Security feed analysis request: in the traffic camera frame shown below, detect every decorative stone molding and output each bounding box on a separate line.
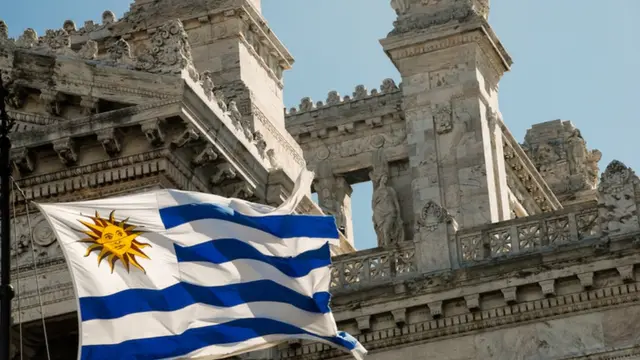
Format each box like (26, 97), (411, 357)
(52, 138), (78, 166)
(141, 119), (165, 146)
(192, 147), (218, 167)
(539, 279), (555, 297)
(356, 315), (371, 332)
(501, 287), (517, 304)
(96, 129), (121, 157)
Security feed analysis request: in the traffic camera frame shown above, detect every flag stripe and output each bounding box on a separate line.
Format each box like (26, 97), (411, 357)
(178, 260), (331, 297)
(174, 239), (331, 278)
(166, 218), (333, 257)
(79, 279), (332, 321)
(159, 203), (340, 239)
(80, 317), (355, 360)
(81, 301), (339, 346)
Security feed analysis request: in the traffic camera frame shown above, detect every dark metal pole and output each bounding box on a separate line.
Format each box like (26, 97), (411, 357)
(0, 76), (15, 360)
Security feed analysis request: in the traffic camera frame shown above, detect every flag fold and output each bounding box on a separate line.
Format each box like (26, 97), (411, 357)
(37, 176), (366, 360)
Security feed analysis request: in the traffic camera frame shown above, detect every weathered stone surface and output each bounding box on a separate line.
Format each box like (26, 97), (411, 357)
(3, 0), (640, 359)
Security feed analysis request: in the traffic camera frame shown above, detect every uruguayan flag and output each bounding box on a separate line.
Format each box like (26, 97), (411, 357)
(36, 174), (366, 360)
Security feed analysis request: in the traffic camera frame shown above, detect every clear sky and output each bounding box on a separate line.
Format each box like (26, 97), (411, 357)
(2, 1), (639, 250)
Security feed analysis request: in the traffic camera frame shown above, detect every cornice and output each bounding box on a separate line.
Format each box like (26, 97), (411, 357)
(381, 19), (511, 72)
(283, 280), (640, 360)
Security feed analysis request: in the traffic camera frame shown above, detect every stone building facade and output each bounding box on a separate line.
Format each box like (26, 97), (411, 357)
(1, 0), (639, 359)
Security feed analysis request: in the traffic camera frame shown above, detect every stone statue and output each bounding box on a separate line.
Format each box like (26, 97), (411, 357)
(597, 160), (639, 235)
(390, 0), (410, 15)
(370, 169), (405, 246)
(566, 128), (587, 175)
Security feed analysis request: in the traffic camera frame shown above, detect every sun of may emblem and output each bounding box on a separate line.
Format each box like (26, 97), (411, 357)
(78, 210), (152, 274)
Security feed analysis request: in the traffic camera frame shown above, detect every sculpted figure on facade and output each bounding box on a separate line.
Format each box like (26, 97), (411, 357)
(597, 160), (639, 235)
(41, 29), (74, 56)
(370, 150), (405, 246)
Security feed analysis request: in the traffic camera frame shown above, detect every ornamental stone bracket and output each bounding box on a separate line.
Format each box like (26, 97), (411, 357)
(11, 147), (35, 174)
(141, 119), (166, 147)
(96, 128), (121, 157)
(52, 137), (78, 166)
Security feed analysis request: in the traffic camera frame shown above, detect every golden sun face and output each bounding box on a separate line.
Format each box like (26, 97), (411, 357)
(78, 210), (152, 274)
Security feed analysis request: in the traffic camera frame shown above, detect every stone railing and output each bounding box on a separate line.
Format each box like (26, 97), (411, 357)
(457, 203), (600, 263)
(330, 243), (417, 291)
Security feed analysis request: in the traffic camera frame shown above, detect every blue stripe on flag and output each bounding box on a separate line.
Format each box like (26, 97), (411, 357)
(80, 318), (357, 360)
(174, 239), (331, 278)
(79, 280), (331, 321)
(159, 203), (340, 239)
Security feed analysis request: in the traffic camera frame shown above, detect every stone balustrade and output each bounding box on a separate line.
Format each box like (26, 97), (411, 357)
(457, 203), (600, 263)
(330, 243), (417, 292)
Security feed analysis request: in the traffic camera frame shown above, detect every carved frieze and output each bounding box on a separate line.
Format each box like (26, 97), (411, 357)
(307, 129), (406, 163)
(597, 160), (639, 235)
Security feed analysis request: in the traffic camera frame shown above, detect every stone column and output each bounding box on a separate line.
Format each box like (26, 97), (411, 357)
(381, 0), (512, 271)
(315, 162), (354, 245)
(314, 174), (354, 247)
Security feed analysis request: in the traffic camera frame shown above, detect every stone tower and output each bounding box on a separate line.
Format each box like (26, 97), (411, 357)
(380, 0), (560, 271)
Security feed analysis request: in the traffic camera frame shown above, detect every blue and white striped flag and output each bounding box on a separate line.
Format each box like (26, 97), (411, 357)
(36, 174), (366, 360)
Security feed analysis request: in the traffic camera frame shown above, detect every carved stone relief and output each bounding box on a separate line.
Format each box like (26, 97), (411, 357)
(597, 160), (639, 235)
(306, 129), (406, 163)
(15, 28), (37, 48)
(523, 121), (601, 201)
(371, 150), (405, 246)
(135, 19), (198, 81)
(11, 213), (60, 265)
(432, 102), (453, 134)
(415, 200), (449, 232)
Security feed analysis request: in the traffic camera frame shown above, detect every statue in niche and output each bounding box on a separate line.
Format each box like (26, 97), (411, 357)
(566, 128), (587, 175)
(370, 152), (405, 246)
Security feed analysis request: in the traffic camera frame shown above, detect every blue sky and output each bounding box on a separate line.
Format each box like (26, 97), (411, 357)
(2, 1), (639, 250)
